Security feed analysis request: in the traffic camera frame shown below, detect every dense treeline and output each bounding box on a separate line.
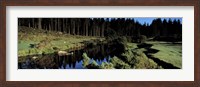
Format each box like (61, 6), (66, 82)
(18, 18), (182, 38)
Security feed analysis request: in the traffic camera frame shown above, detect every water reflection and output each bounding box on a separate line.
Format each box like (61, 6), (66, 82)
(18, 43), (118, 69)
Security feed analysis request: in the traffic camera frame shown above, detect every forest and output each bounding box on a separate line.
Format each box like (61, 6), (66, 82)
(18, 18), (182, 69)
(18, 18), (182, 38)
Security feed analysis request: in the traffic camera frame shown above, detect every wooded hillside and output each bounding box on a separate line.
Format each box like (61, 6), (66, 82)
(18, 18), (182, 38)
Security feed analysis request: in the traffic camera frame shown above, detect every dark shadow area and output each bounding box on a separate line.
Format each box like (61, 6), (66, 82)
(138, 43), (180, 69)
(144, 48), (159, 54)
(137, 43), (153, 48)
(146, 54), (180, 69)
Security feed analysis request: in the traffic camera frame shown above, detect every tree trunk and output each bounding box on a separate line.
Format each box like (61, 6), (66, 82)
(73, 20), (75, 35)
(101, 24), (104, 37)
(32, 18), (34, 28)
(50, 18), (53, 31)
(58, 18), (60, 32)
(62, 18), (65, 33)
(38, 18), (42, 29)
(86, 23), (88, 36)
(77, 21), (79, 35)
(55, 18), (57, 31)
(28, 19), (31, 28)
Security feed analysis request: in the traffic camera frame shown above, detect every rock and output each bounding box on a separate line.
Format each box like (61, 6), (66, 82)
(32, 56), (38, 60)
(57, 51), (74, 56)
(58, 32), (63, 35)
(68, 52), (73, 55)
(58, 51), (67, 56)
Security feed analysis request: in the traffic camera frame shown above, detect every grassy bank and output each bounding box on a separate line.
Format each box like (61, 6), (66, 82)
(82, 41), (181, 69)
(147, 41), (182, 68)
(18, 26), (104, 57)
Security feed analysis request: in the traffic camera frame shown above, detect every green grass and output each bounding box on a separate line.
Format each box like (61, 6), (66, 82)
(127, 43), (138, 49)
(18, 26), (104, 57)
(147, 41), (182, 68)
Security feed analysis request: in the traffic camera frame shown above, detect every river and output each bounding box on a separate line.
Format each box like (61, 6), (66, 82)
(18, 43), (119, 69)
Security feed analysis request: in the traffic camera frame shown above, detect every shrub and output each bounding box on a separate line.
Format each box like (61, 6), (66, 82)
(113, 36), (129, 52)
(131, 49), (158, 69)
(121, 49), (136, 66)
(126, 36), (132, 42)
(105, 28), (117, 41)
(120, 36), (128, 43)
(139, 35), (147, 43)
(91, 60), (98, 66)
(110, 56), (131, 69)
(86, 41), (97, 48)
(120, 48), (159, 69)
(82, 53), (90, 68)
(86, 60), (100, 69)
(100, 62), (114, 69)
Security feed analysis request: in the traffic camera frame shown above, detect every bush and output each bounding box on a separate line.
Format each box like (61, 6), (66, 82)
(131, 49), (158, 69)
(113, 36), (128, 52)
(121, 49), (136, 66)
(139, 35), (147, 43)
(120, 48), (159, 69)
(119, 36), (128, 43)
(126, 36), (132, 42)
(100, 62), (114, 69)
(91, 60), (98, 66)
(110, 56), (131, 69)
(86, 60), (100, 69)
(105, 28), (117, 41)
(82, 53), (90, 68)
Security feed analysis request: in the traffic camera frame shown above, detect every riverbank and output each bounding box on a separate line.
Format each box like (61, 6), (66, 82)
(18, 26), (182, 69)
(18, 26), (105, 57)
(82, 41), (181, 69)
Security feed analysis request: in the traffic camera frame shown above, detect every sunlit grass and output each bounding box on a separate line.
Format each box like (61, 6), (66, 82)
(18, 26), (103, 56)
(148, 42), (182, 68)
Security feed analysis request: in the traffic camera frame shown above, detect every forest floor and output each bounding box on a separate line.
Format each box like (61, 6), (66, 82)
(18, 26), (104, 57)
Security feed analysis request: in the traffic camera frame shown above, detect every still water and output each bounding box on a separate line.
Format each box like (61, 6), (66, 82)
(18, 43), (119, 69)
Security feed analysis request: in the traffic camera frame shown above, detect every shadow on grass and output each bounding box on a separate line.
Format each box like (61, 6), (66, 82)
(137, 43), (180, 69)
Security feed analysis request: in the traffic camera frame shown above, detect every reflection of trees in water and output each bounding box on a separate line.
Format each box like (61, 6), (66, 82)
(54, 43), (117, 69)
(18, 43), (118, 69)
(53, 49), (84, 69)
